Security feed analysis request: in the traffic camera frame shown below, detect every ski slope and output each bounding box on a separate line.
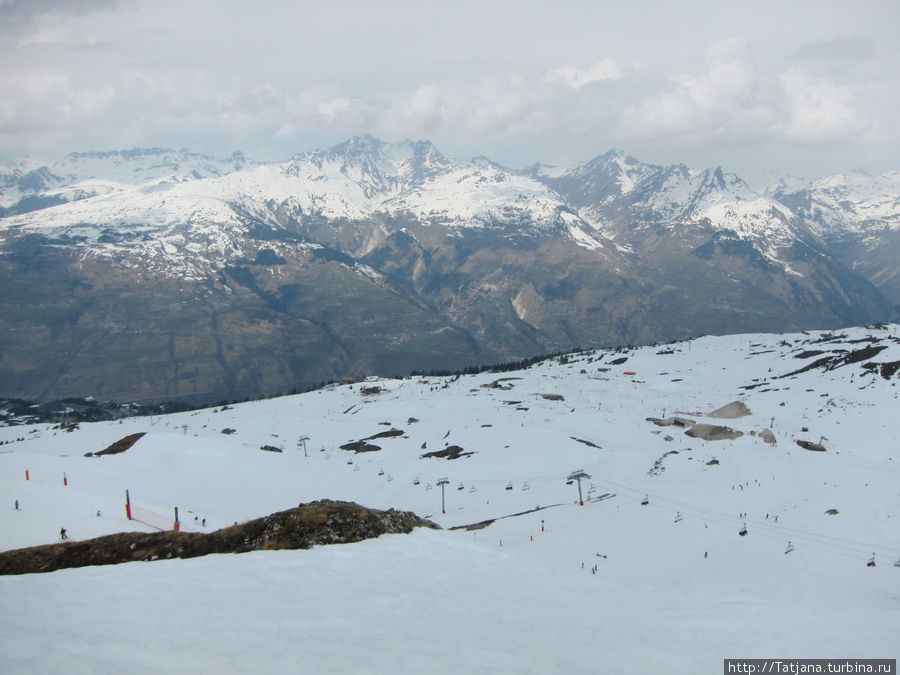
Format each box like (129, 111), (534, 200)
(1, 327), (898, 673)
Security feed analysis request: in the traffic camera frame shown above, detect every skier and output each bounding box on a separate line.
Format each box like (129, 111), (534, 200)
(60, 527), (67, 540)
(14, 499), (19, 510)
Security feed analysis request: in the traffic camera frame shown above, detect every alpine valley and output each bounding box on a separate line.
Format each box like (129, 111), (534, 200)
(0, 136), (897, 403)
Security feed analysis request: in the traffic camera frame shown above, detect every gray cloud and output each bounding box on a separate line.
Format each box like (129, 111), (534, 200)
(0, 0), (898, 178)
(0, 0), (122, 30)
(791, 38), (876, 64)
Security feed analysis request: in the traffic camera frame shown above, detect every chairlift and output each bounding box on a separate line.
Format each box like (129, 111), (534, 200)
(784, 541), (794, 554)
(346, 460), (353, 465)
(674, 512), (683, 523)
(469, 485), (477, 493)
(506, 482), (513, 491)
(587, 484), (597, 494)
(378, 469), (385, 476)
(867, 554), (876, 568)
(566, 479), (574, 485)
(413, 478), (420, 486)
(522, 482), (530, 491)
(738, 522), (748, 536)
(353, 465), (360, 472)
(425, 483), (432, 491)
(457, 483), (464, 491)
(640, 495), (649, 506)
(386, 475), (393, 482)
(893, 557), (900, 568)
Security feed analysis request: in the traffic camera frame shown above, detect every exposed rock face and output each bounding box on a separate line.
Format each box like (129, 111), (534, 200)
(0, 138), (893, 403)
(708, 401), (752, 419)
(84, 432), (146, 457)
(685, 424), (743, 441)
(420, 445), (473, 460)
(0, 500), (438, 576)
(795, 439), (826, 452)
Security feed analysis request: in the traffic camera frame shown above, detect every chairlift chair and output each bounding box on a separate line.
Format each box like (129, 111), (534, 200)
(457, 483), (464, 491)
(522, 482), (530, 491)
(893, 557), (900, 567)
(566, 480), (574, 485)
(506, 482), (513, 491)
(674, 512), (683, 523)
(784, 541), (794, 554)
(640, 495), (649, 506)
(867, 554), (876, 568)
(469, 485), (477, 493)
(739, 522), (748, 536)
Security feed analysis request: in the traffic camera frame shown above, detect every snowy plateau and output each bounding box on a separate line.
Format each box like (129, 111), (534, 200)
(1, 326), (898, 673)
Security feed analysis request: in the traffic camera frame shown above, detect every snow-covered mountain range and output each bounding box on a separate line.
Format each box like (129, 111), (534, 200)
(1, 326), (898, 672)
(0, 137), (896, 403)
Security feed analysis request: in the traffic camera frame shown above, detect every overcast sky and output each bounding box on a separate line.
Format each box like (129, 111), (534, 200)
(1, 0), (898, 181)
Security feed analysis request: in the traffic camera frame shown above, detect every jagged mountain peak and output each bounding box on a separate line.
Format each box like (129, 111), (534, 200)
(0, 136), (894, 403)
(286, 135), (453, 195)
(326, 133), (385, 160)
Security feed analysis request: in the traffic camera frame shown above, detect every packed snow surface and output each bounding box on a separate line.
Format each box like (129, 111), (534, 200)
(1, 327), (898, 673)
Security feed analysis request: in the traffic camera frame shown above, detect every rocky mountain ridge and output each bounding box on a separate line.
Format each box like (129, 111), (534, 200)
(0, 136), (895, 403)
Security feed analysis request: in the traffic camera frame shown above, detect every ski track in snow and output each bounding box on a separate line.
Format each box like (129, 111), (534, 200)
(1, 326), (899, 673)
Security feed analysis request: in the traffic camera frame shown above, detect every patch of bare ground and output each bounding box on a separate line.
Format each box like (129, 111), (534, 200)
(420, 445), (473, 460)
(84, 432), (146, 457)
(0, 500), (438, 575)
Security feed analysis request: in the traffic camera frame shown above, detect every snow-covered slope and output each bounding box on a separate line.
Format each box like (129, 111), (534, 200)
(0, 138), (895, 404)
(0, 148), (250, 209)
(0, 137), (605, 279)
(547, 153), (805, 267)
(1, 326), (898, 673)
(772, 171), (900, 304)
(774, 170), (900, 237)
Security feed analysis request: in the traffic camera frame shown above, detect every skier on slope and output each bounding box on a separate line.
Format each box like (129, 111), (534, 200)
(60, 527), (67, 540)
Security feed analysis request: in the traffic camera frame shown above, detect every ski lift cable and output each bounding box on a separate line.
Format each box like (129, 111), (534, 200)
(611, 481), (900, 558)
(588, 475), (900, 556)
(649, 501), (897, 559)
(323, 452), (900, 558)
